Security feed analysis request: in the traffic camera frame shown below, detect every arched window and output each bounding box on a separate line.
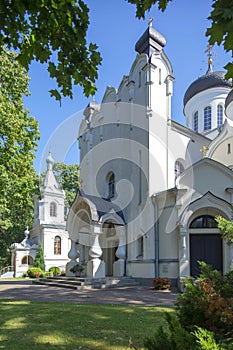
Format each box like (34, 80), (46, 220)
(137, 235), (143, 258)
(54, 236), (61, 255)
(174, 160), (184, 180)
(193, 111), (198, 132)
(106, 172), (115, 199)
(204, 106), (212, 131)
(190, 215), (218, 229)
(21, 256), (34, 265)
(217, 104), (223, 127)
(50, 202), (57, 217)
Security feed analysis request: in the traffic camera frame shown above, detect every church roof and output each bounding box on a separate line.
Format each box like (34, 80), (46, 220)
(183, 70), (231, 107)
(135, 25), (166, 56)
(79, 191), (125, 222)
(225, 89), (233, 109)
(43, 152), (64, 195)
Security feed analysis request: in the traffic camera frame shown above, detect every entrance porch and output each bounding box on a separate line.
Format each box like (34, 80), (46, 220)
(66, 192), (126, 278)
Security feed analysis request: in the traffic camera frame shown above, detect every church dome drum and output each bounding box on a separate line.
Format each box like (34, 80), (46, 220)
(184, 71), (232, 108)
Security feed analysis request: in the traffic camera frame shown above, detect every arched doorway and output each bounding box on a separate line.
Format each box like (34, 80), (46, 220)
(100, 221), (119, 276)
(189, 215), (222, 277)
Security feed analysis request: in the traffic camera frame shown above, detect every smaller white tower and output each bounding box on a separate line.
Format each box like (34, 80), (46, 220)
(30, 152), (70, 271)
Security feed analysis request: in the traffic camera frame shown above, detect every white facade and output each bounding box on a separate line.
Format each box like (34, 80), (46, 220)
(66, 25), (233, 285)
(11, 153), (70, 276)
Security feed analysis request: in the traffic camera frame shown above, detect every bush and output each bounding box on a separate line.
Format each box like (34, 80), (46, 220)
(49, 266), (61, 276)
(27, 267), (43, 278)
(144, 313), (195, 350)
(176, 262), (233, 340)
(41, 271), (53, 278)
(144, 263), (233, 350)
(193, 327), (223, 350)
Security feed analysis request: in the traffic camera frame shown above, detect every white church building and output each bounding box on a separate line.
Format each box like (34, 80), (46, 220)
(11, 153), (70, 277)
(66, 23), (233, 286)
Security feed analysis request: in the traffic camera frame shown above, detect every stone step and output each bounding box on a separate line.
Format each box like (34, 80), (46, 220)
(0, 271), (14, 278)
(32, 276), (139, 290)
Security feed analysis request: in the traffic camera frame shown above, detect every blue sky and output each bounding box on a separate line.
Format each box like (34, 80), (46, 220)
(23, 0), (231, 173)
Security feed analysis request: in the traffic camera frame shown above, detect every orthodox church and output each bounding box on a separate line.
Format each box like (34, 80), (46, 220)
(66, 23), (233, 287)
(11, 153), (70, 277)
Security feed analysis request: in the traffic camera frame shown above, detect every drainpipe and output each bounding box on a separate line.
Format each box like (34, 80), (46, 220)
(151, 194), (159, 278)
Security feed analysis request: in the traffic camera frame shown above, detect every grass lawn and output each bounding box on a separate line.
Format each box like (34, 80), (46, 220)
(0, 299), (174, 350)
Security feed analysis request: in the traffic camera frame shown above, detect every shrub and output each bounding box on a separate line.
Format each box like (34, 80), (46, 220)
(41, 271), (53, 278)
(192, 327), (223, 350)
(176, 262), (233, 340)
(49, 266), (61, 276)
(144, 313), (195, 350)
(27, 267), (43, 278)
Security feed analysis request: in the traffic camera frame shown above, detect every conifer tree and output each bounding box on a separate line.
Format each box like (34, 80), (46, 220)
(33, 244), (46, 272)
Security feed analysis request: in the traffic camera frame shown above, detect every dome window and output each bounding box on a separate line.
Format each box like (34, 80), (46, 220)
(217, 104), (223, 127)
(204, 106), (212, 131)
(193, 111), (198, 132)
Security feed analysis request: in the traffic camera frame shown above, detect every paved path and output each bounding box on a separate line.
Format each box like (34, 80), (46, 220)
(0, 279), (178, 307)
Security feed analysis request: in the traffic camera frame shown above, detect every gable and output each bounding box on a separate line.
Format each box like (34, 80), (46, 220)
(177, 158), (233, 201)
(208, 119), (233, 168)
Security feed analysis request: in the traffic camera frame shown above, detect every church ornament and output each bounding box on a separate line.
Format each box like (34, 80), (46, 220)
(200, 145), (208, 158)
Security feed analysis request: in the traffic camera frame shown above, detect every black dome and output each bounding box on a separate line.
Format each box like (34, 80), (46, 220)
(225, 89), (233, 110)
(183, 70), (232, 107)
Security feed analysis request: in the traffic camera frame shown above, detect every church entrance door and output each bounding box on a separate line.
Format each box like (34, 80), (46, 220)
(100, 222), (119, 277)
(190, 234), (222, 277)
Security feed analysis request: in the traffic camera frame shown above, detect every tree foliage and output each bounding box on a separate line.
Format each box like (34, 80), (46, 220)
(1, 1), (232, 103)
(0, 46), (40, 268)
(127, 0), (233, 82)
(206, 0), (233, 81)
(215, 215), (233, 243)
(127, 0), (172, 18)
(0, 0), (102, 101)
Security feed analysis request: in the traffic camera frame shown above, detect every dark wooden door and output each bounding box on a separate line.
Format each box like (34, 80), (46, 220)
(190, 234), (222, 277)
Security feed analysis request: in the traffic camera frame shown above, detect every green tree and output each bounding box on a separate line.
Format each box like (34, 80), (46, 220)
(215, 215), (233, 243)
(40, 162), (80, 207)
(0, 0), (101, 102)
(0, 46), (40, 269)
(1, 1), (232, 102)
(33, 244), (46, 271)
(127, 0), (233, 81)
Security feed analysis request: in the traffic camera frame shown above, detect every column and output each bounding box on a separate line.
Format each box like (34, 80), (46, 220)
(87, 223), (105, 278)
(66, 239), (79, 276)
(180, 228), (187, 262)
(113, 226), (126, 277)
(179, 226), (189, 288)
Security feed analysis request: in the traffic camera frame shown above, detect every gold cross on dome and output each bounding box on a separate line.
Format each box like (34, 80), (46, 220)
(200, 145), (208, 158)
(148, 17), (154, 27)
(205, 44), (213, 66)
